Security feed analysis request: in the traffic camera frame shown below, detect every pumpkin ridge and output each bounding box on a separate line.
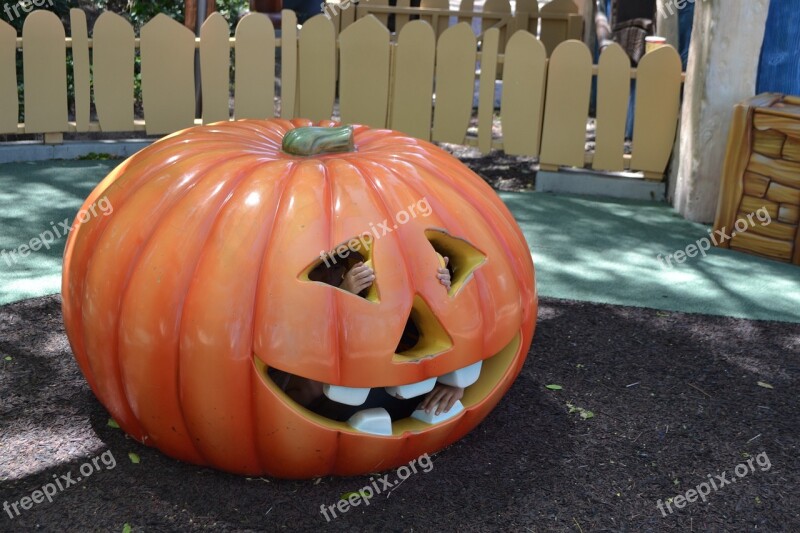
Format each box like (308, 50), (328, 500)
(78, 150), (255, 440)
(321, 160), (343, 386)
(176, 158), (287, 470)
(113, 154), (262, 461)
(243, 160), (299, 474)
(168, 157), (270, 464)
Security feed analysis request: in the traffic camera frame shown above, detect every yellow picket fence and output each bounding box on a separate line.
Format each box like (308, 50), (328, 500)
(0, 8), (683, 180)
(327, 0), (584, 56)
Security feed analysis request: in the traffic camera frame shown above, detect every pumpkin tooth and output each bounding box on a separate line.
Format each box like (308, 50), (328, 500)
(385, 377), (438, 400)
(322, 384), (371, 406)
(437, 361), (482, 388)
(411, 401), (465, 425)
(347, 408), (393, 436)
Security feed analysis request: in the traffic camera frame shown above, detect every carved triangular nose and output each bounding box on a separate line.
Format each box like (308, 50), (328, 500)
(393, 295), (453, 361)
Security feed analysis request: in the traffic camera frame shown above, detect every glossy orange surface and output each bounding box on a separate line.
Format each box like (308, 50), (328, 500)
(62, 118), (537, 477)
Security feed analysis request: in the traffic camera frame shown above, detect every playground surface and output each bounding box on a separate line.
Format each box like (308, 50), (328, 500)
(1, 159), (798, 322)
(1, 156), (798, 531)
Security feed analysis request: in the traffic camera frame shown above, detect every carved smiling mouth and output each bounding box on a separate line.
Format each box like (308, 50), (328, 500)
(253, 332), (521, 436)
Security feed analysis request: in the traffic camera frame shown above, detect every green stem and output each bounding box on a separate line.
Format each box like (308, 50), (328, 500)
(282, 125), (355, 156)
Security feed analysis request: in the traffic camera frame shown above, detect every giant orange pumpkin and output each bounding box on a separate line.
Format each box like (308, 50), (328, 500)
(62, 118), (537, 478)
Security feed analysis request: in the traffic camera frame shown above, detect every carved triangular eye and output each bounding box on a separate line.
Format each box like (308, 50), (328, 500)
(425, 229), (487, 297)
(299, 235), (379, 302)
(393, 295), (453, 361)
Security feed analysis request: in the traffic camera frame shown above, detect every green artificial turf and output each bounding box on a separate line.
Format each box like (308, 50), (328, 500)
(1, 160), (798, 322)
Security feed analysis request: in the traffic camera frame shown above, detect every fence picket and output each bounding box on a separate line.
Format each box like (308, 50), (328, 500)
(421, 0), (450, 38)
(22, 10), (67, 133)
(0, 20), (17, 133)
(478, 28), (499, 153)
(357, 0), (389, 27)
(432, 23), (476, 144)
(481, 0), (510, 45)
(93, 12), (135, 132)
(395, 0), (412, 33)
(201, 13), (232, 124)
(514, 0), (538, 33)
(280, 10), (298, 119)
(539, 40), (592, 169)
(500, 31), (546, 157)
(339, 16), (390, 128)
(593, 43), (630, 172)
(0, 9), (683, 182)
(630, 46), (682, 177)
(540, 0), (579, 56)
(297, 15), (336, 122)
(234, 13), (275, 120)
(390, 20), (435, 139)
(69, 9), (90, 132)
(140, 14), (196, 134)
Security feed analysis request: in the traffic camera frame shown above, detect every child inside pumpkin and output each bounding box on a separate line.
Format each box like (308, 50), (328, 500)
(268, 249), (464, 419)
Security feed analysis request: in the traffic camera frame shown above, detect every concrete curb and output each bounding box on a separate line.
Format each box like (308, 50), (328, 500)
(0, 140), (154, 165)
(536, 170), (667, 202)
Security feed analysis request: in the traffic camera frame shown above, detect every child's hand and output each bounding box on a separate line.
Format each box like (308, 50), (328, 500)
(419, 383), (464, 415)
(340, 262), (375, 294)
(437, 256), (451, 290)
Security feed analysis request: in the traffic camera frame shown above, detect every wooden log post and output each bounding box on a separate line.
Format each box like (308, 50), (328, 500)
(669, 0), (770, 223)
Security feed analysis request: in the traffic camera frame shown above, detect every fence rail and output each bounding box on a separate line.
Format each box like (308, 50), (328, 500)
(0, 7), (684, 180)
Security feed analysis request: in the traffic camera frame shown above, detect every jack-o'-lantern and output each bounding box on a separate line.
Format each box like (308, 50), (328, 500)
(62, 119), (537, 478)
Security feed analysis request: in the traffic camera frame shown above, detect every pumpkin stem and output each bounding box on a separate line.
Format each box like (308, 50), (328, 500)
(282, 125), (355, 156)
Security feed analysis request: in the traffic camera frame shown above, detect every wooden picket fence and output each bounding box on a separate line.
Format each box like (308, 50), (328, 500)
(0, 7), (684, 180)
(327, 0), (584, 56)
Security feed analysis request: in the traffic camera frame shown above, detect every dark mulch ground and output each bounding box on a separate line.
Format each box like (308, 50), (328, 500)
(1, 295), (798, 532)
